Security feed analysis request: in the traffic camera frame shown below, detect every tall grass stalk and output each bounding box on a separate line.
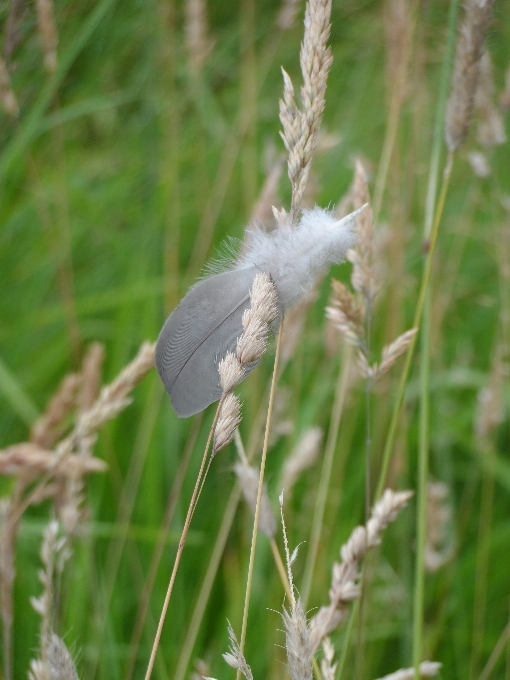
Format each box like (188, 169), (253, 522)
(375, 152), (454, 502)
(236, 316), (284, 680)
(375, 0), (460, 503)
(144, 401), (222, 680)
(124, 415), (202, 680)
(413, 287), (431, 678)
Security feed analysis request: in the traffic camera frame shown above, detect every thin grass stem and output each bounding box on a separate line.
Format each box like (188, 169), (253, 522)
(236, 316), (284, 680)
(375, 151), (453, 501)
(479, 618), (510, 680)
(413, 286), (431, 679)
(174, 485), (242, 680)
(375, 0), (461, 500)
(143, 400), (222, 680)
(123, 416), (202, 680)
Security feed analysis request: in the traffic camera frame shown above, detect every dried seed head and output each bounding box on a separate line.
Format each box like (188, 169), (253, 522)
(80, 342), (105, 411)
(277, 0), (302, 31)
(279, 0), (333, 218)
(475, 52), (507, 147)
(235, 273), (279, 364)
(78, 342), (155, 438)
(309, 489), (413, 651)
(468, 150), (491, 177)
(47, 634), (80, 680)
(326, 279), (366, 347)
(31, 373), (82, 449)
(357, 328), (417, 382)
(234, 461), (277, 538)
(36, 0), (58, 72)
(283, 598), (313, 680)
(377, 328), (418, 377)
(281, 426), (322, 491)
(248, 272), (279, 325)
(348, 159), (377, 306)
(445, 0), (495, 152)
(237, 316), (268, 364)
(213, 393), (242, 455)
(222, 621), (253, 680)
(218, 352), (245, 393)
(476, 347), (505, 440)
(185, 0), (215, 75)
(320, 638), (338, 680)
(374, 661), (442, 680)
(424, 481), (454, 572)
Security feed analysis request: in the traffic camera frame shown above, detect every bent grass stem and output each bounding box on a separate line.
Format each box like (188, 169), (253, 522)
(144, 400), (222, 680)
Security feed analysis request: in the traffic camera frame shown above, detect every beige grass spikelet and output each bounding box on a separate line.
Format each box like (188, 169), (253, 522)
(283, 598), (313, 680)
(356, 329), (418, 381)
(374, 661), (442, 680)
(222, 621), (253, 680)
(376, 328), (418, 378)
(47, 634), (80, 680)
(309, 489), (413, 651)
(80, 342), (105, 411)
(468, 150), (491, 177)
(445, 0), (495, 152)
(424, 481), (454, 572)
(236, 273), (278, 364)
(219, 352), (245, 393)
(234, 461), (276, 538)
(30, 373), (82, 449)
(281, 426), (322, 491)
(475, 52), (506, 147)
(326, 279), (365, 347)
(213, 393), (242, 455)
(476, 346), (505, 440)
(0, 444), (106, 477)
(247, 271), (279, 325)
(77, 342), (155, 436)
(185, 0), (215, 76)
(277, 0), (302, 31)
(279, 0), (333, 218)
(320, 638), (337, 680)
(36, 0), (58, 72)
(348, 159), (377, 307)
(237, 313), (269, 364)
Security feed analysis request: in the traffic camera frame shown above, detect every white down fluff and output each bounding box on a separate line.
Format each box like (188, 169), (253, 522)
(235, 205), (365, 309)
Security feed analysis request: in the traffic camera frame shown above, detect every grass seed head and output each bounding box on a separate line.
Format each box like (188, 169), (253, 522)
(213, 393), (242, 455)
(445, 0), (495, 152)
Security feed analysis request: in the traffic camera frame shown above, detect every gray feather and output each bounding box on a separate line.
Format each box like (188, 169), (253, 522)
(156, 266), (260, 418)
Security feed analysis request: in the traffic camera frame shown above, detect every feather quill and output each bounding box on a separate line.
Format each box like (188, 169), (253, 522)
(156, 206), (362, 417)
